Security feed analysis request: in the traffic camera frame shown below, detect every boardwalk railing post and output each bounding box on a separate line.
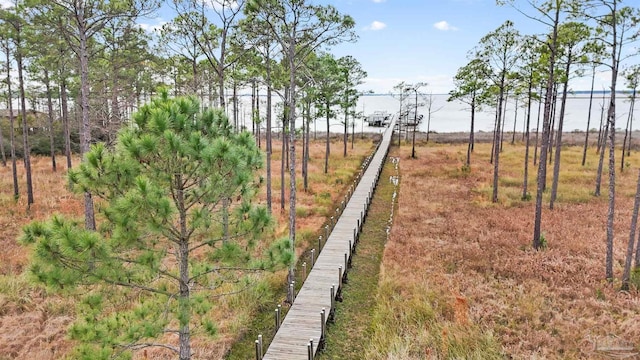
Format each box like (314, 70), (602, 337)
(320, 309), (326, 351)
(311, 249), (315, 265)
(309, 339), (314, 360)
(307, 343), (312, 360)
(288, 282), (294, 303)
(349, 240), (354, 261)
(275, 305), (281, 330)
(255, 340), (261, 360)
(325, 225), (329, 240)
(346, 251), (351, 271)
(318, 236), (322, 251)
(329, 285), (336, 322)
(258, 334), (263, 358)
(302, 262), (307, 280)
(337, 267), (344, 301)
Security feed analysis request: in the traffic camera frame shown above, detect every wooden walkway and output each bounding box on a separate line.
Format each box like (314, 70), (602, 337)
(261, 119), (397, 360)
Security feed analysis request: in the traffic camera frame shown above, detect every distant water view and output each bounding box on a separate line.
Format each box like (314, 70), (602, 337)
(240, 93), (638, 135)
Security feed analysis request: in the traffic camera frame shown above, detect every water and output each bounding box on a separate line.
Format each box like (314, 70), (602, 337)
(236, 93), (637, 134)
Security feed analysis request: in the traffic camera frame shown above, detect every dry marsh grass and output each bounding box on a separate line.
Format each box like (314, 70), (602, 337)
(371, 141), (640, 359)
(0, 136), (374, 359)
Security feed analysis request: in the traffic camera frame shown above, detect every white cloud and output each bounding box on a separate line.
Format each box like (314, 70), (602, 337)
(364, 21), (387, 31)
(0, 0), (13, 9)
(433, 21), (458, 31)
(138, 18), (167, 33)
(372, 0), (386, 3)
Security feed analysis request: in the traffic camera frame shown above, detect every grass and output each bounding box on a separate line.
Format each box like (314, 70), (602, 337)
(0, 135), (376, 359)
(364, 140), (640, 359)
(462, 142), (640, 206)
(316, 153), (397, 359)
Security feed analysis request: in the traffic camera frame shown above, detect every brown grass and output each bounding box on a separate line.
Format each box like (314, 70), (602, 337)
(0, 135), (374, 359)
(373, 141), (640, 359)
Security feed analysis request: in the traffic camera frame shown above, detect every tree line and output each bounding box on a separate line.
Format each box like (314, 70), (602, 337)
(448, 0), (640, 288)
(10, 0), (364, 358)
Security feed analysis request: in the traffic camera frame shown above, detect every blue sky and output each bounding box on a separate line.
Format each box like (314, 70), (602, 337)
(143, 0), (620, 95)
(324, 0), (609, 94)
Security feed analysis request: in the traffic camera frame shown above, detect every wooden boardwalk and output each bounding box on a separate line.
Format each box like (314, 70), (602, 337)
(261, 119), (397, 360)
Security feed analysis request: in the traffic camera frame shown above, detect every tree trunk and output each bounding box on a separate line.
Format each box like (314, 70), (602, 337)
(523, 79), (533, 200)
(492, 83), (505, 203)
(595, 122), (608, 197)
(6, 43), (18, 199)
(490, 102), (498, 165)
(325, 101), (330, 174)
(582, 66), (597, 166)
(533, 85), (543, 166)
(550, 55), (571, 210)
(622, 88), (636, 170)
(222, 197), (229, 243)
(301, 100), (307, 189)
(61, 79), (72, 170)
(176, 174), (191, 360)
(511, 96), (518, 144)
(287, 39), (298, 291)
(596, 95), (606, 154)
(44, 69), (57, 172)
(257, 88), (261, 148)
(606, 93), (617, 282)
(627, 91), (634, 157)
(218, 54), (226, 114)
(78, 12), (96, 230)
(548, 87), (558, 167)
(466, 96), (475, 167)
(533, 6), (560, 250)
(233, 82), (238, 131)
(304, 100), (310, 192)
(266, 51), (272, 214)
(622, 109), (630, 172)
(281, 115), (286, 213)
(351, 119), (355, 149)
(397, 96), (402, 146)
(622, 169), (640, 291)
(605, 1), (620, 282)
(0, 115), (5, 166)
(343, 96), (348, 158)
(16, 31), (33, 208)
(500, 93), (507, 153)
(251, 80), (256, 137)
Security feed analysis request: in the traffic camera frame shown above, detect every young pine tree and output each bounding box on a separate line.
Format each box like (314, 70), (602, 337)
(20, 93), (291, 360)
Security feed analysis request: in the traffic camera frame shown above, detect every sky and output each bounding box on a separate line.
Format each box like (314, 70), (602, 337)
(320, 0), (619, 94)
(325, 0), (540, 93)
(0, 0), (630, 95)
(129, 0), (635, 95)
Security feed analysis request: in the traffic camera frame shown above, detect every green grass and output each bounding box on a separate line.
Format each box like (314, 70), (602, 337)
(316, 157), (397, 359)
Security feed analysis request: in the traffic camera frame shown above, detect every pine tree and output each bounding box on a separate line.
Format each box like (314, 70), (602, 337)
(21, 94), (290, 360)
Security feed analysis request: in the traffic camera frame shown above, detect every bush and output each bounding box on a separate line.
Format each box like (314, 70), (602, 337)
(1, 128), (81, 159)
